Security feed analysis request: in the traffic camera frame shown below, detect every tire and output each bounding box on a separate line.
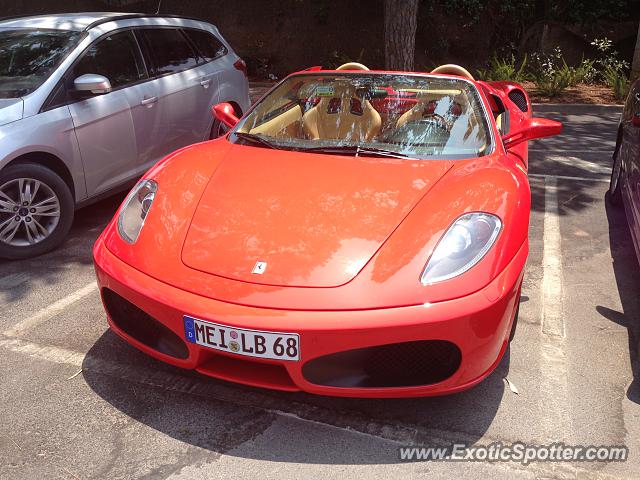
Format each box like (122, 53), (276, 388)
(0, 163), (74, 260)
(209, 118), (229, 139)
(509, 302), (519, 343)
(209, 104), (241, 139)
(608, 152), (623, 206)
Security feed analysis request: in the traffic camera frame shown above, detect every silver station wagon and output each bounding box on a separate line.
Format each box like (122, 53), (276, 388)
(0, 13), (250, 259)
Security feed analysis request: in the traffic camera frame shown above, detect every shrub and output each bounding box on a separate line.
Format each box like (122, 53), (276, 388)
(569, 58), (596, 86)
(590, 37), (629, 84)
(534, 68), (573, 98)
(603, 65), (630, 101)
(529, 48), (572, 97)
(476, 54), (529, 82)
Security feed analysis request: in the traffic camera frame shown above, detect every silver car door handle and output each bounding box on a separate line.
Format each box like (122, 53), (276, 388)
(200, 79), (212, 88)
(140, 96), (158, 106)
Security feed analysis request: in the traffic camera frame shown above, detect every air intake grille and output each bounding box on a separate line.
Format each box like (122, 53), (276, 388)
(102, 288), (189, 359)
(302, 340), (461, 388)
(508, 89), (528, 112)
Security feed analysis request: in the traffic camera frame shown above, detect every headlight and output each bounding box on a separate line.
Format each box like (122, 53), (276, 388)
(117, 180), (157, 244)
(421, 212), (502, 284)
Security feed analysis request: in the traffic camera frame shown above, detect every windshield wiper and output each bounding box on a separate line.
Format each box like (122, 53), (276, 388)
(233, 132), (278, 149)
(302, 145), (411, 159)
(233, 135), (412, 158)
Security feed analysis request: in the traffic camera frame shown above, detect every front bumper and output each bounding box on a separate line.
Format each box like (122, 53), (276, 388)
(94, 237), (526, 398)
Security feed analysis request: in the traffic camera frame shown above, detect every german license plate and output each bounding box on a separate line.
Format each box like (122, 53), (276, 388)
(183, 316), (300, 361)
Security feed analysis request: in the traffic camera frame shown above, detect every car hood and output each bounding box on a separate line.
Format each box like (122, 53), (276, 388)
(181, 145), (453, 288)
(0, 98), (24, 127)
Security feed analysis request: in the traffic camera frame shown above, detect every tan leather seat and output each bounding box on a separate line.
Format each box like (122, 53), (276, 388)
(302, 84), (382, 142)
(336, 62), (370, 71)
(431, 64), (475, 80)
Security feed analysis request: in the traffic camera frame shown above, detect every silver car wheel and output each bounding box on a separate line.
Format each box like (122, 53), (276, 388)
(0, 178), (61, 247)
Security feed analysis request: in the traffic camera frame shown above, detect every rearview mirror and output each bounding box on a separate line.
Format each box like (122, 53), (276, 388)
(502, 117), (562, 149)
(212, 102), (239, 128)
(73, 74), (112, 95)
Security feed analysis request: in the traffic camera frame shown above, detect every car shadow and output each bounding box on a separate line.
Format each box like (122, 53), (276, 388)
(597, 199), (640, 405)
(0, 192), (125, 303)
(528, 106), (619, 217)
(82, 329), (509, 464)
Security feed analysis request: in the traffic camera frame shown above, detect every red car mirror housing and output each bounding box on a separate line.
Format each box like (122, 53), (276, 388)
(502, 117), (562, 149)
(212, 103), (239, 128)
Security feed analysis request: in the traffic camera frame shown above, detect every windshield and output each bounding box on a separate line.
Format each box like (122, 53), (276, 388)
(0, 29), (81, 98)
(233, 73), (492, 159)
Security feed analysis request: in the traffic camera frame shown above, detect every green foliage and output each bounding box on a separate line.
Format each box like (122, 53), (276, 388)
(603, 65), (630, 101)
(527, 47), (570, 97)
(533, 68), (572, 98)
(590, 37), (630, 84)
(570, 58), (596, 86)
(560, 0), (633, 23)
(528, 48), (593, 96)
(589, 37), (630, 101)
(431, 0), (636, 25)
(476, 54), (529, 82)
(476, 34), (631, 100)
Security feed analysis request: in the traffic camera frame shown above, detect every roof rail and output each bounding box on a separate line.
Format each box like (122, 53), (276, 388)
(0, 12), (210, 31)
(82, 13), (208, 31)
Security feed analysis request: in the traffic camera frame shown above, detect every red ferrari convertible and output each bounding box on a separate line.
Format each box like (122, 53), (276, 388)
(94, 63), (561, 397)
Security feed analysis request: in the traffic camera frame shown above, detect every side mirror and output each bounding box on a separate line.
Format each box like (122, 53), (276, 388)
(73, 74), (112, 95)
(212, 102), (239, 128)
(502, 117), (562, 149)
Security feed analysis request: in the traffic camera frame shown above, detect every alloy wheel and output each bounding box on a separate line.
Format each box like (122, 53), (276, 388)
(0, 178), (61, 247)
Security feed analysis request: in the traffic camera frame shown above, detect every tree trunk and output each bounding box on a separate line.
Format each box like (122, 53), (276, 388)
(384, 0), (419, 71)
(632, 21), (640, 82)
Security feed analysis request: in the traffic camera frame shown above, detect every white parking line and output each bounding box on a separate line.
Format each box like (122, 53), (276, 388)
(0, 336), (84, 366)
(3, 283), (98, 337)
(0, 334), (605, 480)
(529, 149), (613, 154)
(537, 176), (572, 441)
(529, 173), (609, 183)
(535, 155), (611, 175)
(541, 177), (565, 338)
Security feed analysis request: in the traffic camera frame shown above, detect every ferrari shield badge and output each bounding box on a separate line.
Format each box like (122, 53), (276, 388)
(252, 261), (267, 274)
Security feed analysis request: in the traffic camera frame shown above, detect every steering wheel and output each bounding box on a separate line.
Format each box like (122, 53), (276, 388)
(420, 113), (449, 133)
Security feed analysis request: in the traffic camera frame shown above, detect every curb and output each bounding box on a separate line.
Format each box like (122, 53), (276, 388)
(533, 103), (624, 114)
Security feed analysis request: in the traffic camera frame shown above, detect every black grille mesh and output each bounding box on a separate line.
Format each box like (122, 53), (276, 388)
(508, 89), (528, 112)
(302, 340), (461, 388)
(103, 288), (189, 359)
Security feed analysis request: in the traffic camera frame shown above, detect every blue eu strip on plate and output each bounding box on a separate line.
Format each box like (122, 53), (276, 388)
(184, 316), (196, 343)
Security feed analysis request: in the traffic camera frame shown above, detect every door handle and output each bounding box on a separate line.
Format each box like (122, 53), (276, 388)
(140, 96), (158, 106)
(200, 79), (212, 88)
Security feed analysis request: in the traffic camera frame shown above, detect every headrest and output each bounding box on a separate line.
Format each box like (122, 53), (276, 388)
(336, 62), (370, 71)
(430, 64), (474, 80)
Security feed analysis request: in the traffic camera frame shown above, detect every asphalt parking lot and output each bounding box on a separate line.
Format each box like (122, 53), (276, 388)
(1, 99), (640, 480)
